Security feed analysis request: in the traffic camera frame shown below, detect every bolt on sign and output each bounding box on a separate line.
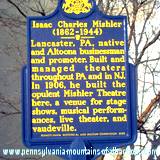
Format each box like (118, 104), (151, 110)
(22, 0), (137, 159)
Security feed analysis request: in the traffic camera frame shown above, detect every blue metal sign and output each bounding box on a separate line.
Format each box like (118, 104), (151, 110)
(22, 0), (137, 159)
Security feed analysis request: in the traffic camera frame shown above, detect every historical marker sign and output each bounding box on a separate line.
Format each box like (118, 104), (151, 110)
(22, 0), (137, 151)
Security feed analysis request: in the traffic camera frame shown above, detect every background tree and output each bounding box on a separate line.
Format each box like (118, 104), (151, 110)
(0, 0), (160, 160)
(97, 0), (160, 159)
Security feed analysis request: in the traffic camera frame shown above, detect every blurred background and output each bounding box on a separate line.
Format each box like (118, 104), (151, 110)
(0, 0), (160, 160)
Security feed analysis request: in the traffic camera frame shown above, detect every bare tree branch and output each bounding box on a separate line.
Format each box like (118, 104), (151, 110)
(138, 91), (160, 127)
(139, 56), (160, 64)
(136, 30), (160, 65)
(6, 0), (27, 18)
(0, 94), (20, 112)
